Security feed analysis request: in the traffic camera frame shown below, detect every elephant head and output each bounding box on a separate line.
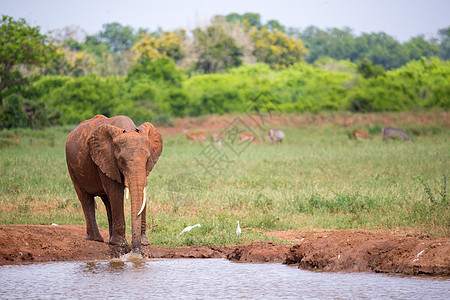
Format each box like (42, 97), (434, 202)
(88, 122), (163, 252)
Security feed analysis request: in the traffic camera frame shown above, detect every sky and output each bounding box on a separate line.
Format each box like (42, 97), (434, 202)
(1, 0), (449, 42)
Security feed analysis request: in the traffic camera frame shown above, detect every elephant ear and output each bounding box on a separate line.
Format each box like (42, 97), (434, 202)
(89, 124), (124, 183)
(138, 122), (163, 176)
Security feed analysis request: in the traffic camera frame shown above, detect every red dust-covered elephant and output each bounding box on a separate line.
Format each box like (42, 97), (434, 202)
(65, 115), (163, 253)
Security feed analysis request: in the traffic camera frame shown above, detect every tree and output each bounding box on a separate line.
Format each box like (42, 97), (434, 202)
(251, 28), (308, 70)
(132, 31), (184, 62)
(242, 13), (262, 29)
(192, 25), (243, 73)
(356, 32), (407, 69)
(403, 35), (440, 61)
(223, 12), (263, 30)
(438, 26), (450, 60)
(265, 20), (285, 32)
(298, 26), (359, 63)
(0, 15), (56, 105)
(97, 22), (136, 53)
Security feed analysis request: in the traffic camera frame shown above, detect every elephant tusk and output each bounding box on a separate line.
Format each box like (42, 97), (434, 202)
(138, 187), (147, 216)
(125, 187), (129, 200)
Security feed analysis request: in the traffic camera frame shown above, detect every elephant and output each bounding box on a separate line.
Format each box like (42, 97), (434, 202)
(65, 115), (163, 253)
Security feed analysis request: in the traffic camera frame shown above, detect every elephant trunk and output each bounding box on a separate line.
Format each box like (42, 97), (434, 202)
(129, 173), (147, 253)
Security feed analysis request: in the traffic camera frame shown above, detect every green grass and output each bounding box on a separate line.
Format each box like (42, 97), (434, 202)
(0, 113), (449, 247)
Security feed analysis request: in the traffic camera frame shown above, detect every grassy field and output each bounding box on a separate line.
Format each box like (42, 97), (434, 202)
(0, 112), (448, 247)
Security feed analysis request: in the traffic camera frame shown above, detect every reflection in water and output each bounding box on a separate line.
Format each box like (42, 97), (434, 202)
(0, 259), (449, 299)
(81, 257), (148, 274)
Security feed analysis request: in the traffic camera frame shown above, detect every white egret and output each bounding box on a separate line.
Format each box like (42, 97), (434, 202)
(180, 224), (201, 235)
(236, 221), (241, 236)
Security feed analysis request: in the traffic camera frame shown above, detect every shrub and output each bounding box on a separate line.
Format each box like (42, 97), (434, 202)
(46, 75), (122, 125)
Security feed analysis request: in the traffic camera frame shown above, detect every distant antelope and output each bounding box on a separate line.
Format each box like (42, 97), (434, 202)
(239, 132), (262, 143)
(211, 132), (224, 147)
(11, 136), (20, 143)
(353, 130), (373, 140)
(268, 129), (285, 144)
(183, 128), (208, 144)
(382, 127), (414, 141)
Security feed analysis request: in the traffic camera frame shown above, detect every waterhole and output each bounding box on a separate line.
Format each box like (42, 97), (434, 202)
(1, 258), (448, 299)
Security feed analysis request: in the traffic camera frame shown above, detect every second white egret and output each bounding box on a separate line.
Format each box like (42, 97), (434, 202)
(236, 221), (241, 236)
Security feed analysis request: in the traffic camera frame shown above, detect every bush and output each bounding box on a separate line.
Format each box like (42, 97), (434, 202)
(46, 75), (122, 125)
(127, 57), (184, 87)
(349, 57), (450, 111)
(0, 94), (56, 129)
(273, 62), (354, 112)
(0, 94), (28, 128)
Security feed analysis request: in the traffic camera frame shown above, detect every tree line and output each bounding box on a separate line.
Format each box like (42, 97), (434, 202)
(0, 14), (449, 129)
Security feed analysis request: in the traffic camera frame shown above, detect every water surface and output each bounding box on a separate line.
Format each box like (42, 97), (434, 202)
(1, 258), (449, 299)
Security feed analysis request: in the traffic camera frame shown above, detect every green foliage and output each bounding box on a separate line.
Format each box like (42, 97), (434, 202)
(358, 32), (408, 70)
(403, 36), (440, 61)
(96, 22), (136, 53)
(45, 75), (122, 124)
(0, 15), (57, 102)
(125, 58), (187, 120)
(127, 57), (184, 86)
(3, 14), (448, 125)
(438, 26), (450, 60)
(313, 57), (357, 74)
(0, 94), (28, 128)
(192, 25), (243, 73)
(224, 12), (263, 29)
(15, 56), (448, 125)
(184, 73), (247, 116)
(299, 26), (359, 63)
(357, 58), (385, 79)
(0, 94), (56, 129)
(273, 63), (353, 112)
(297, 25), (446, 70)
(265, 20), (286, 32)
(349, 57), (450, 111)
(28, 76), (71, 98)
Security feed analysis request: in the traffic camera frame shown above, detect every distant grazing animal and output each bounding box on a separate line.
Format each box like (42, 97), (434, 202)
(183, 128), (208, 144)
(382, 127), (414, 141)
(353, 130), (373, 140)
(11, 136), (20, 143)
(239, 132), (262, 143)
(211, 132), (224, 147)
(268, 129), (285, 144)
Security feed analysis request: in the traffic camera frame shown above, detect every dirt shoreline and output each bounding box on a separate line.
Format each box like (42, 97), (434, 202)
(0, 225), (448, 276)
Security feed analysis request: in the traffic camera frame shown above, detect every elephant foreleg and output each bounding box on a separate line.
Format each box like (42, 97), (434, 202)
(98, 172), (128, 247)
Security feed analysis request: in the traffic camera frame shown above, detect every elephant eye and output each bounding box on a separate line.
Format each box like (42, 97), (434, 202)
(119, 157), (125, 165)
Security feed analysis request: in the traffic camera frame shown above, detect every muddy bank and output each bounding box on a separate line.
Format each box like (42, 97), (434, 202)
(0, 225), (448, 276)
(281, 230), (450, 276)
